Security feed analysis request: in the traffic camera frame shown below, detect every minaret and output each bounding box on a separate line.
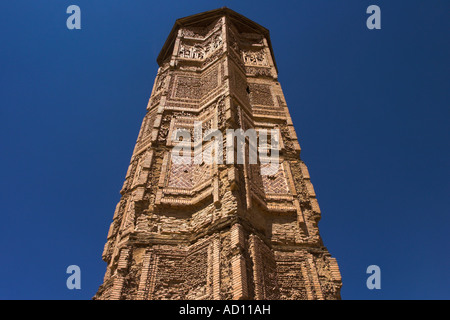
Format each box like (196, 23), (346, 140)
(95, 7), (342, 300)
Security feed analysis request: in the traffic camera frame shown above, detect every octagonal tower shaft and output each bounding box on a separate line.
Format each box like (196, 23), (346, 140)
(95, 8), (342, 300)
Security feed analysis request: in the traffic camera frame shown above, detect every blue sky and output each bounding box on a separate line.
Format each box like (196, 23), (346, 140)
(0, 1), (449, 300)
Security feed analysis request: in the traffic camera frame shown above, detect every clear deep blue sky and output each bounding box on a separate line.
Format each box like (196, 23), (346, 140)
(0, 1), (449, 300)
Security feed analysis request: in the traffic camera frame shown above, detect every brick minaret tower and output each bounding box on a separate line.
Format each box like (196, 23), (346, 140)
(95, 8), (342, 300)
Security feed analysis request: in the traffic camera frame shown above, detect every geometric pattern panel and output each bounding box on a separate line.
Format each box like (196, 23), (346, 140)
(168, 161), (211, 189)
(261, 162), (289, 194)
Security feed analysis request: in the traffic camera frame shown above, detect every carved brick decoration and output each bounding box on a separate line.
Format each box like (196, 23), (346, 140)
(94, 8), (342, 300)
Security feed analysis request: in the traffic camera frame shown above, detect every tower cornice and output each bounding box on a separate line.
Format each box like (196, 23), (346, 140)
(157, 7), (278, 73)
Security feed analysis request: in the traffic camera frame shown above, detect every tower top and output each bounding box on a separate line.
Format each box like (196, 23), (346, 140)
(157, 7), (278, 72)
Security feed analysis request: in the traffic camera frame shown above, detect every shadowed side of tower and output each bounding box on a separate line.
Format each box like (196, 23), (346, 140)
(94, 7), (342, 300)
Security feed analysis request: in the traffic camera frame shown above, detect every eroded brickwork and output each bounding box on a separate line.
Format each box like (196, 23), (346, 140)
(95, 8), (342, 300)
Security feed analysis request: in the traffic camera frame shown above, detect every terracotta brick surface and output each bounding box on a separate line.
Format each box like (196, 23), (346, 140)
(94, 8), (342, 300)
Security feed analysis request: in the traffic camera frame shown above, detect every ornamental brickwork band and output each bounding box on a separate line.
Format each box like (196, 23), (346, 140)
(94, 8), (342, 300)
